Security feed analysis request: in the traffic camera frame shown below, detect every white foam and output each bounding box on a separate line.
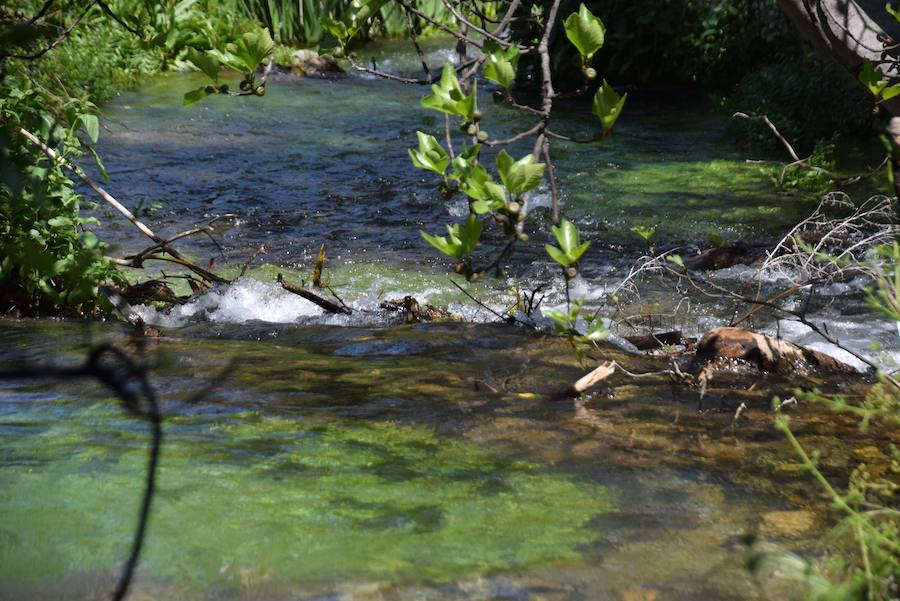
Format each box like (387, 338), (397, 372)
(131, 277), (324, 327)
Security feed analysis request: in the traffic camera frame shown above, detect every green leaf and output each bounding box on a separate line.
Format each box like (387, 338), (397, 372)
(87, 145), (109, 183)
(420, 215), (481, 259)
(47, 217), (73, 227)
(421, 230), (459, 258)
(889, 3), (900, 21)
(421, 64), (476, 120)
(482, 40), (519, 89)
(183, 86), (212, 106)
(545, 244), (571, 267)
(859, 59), (889, 98)
(79, 114), (99, 143)
(546, 219), (590, 266)
(881, 84), (900, 101)
(187, 47), (220, 82)
(347, 0), (390, 33)
(667, 254), (685, 269)
(563, 4), (606, 61)
(629, 225), (655, 242)
(408, 132), (450, 176)
(582, 318), (608, 341)
(449, 143), (482, 181)
(80, 231), (99, 250)
(495, 150), (545, 195)
(592, 80), (626, 131)
(321, 17), (349, 43)
(457, 213), (482, 255)
(226, 26), (274, 72)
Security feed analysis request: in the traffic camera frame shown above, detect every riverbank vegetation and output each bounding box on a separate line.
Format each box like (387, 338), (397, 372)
(1, 1), (899, 599)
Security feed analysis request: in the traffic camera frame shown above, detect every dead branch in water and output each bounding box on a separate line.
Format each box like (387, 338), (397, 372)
(276, 273), (352, 315)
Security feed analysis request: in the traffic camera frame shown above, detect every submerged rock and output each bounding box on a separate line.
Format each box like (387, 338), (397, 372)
(691, 326), (858, 373)
(380, 296), (461, 324)
(758, 510), (816, 538)
(682, 241), (768, 271)
(288, 49), (344, 76)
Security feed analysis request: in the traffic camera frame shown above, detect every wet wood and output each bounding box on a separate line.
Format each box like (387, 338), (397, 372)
(276, 273), (352, 315)
(568, 361), (616, 396)
(691, 327), (858, 373)
(625, 330), (691, 350)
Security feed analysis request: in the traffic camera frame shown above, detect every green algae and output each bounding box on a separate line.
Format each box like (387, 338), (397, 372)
(0, 402), (613, 593)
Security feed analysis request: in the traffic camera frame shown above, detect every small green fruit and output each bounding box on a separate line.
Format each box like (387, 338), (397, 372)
(466, 124), (478, 136)
(254, 85), (266, 96)
(218, 84), (229, 94)
(507, 201), (520, 214)
(473, 109), (484, 122)
(239, 80), (252, 91)
(459, 121), (471, 133)
(517, 233), (529, 242)
(476, 130), (488, 142)
(566, 266), (578, 278)
(584, 67), (597, 80)
(204, 85), (216, 94)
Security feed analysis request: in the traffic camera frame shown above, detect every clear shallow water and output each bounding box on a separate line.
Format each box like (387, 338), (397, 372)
(3, 38), (897, 600)
(0, 320), (850, 600)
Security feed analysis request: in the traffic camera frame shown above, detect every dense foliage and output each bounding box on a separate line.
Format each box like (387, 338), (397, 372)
(0, 0), (260, 315)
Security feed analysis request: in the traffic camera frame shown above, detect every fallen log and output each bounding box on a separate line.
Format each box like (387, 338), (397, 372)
(691, 326), (858, 374)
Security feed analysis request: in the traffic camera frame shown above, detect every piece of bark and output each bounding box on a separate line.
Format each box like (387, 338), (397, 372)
(568, 361), (616, 396)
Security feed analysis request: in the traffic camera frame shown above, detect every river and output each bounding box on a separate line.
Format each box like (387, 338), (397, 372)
(0, 38), (895, 600)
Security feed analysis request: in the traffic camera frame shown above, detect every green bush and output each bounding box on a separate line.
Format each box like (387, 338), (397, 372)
(0, 76), (124, 316)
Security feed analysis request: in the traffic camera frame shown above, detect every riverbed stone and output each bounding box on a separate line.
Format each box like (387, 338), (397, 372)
(290, 49), (344, 76)
(759, 510), (816, 538)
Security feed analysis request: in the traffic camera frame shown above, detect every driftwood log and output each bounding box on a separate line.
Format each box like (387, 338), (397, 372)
(691, 326), (858, 373)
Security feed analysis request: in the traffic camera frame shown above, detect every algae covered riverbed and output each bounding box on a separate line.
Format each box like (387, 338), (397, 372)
(0, 319), (874, 600)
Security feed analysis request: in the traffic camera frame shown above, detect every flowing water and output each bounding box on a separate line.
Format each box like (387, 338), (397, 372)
(1, 38), (897, 600)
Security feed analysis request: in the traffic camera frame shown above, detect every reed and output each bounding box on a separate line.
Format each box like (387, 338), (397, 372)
(218, 0), (453, 45)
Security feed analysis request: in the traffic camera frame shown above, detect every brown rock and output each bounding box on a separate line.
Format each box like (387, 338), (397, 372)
(759, 510), (816, 538)
(692, 326), (857, 373)
(291, 49), (343, 75)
